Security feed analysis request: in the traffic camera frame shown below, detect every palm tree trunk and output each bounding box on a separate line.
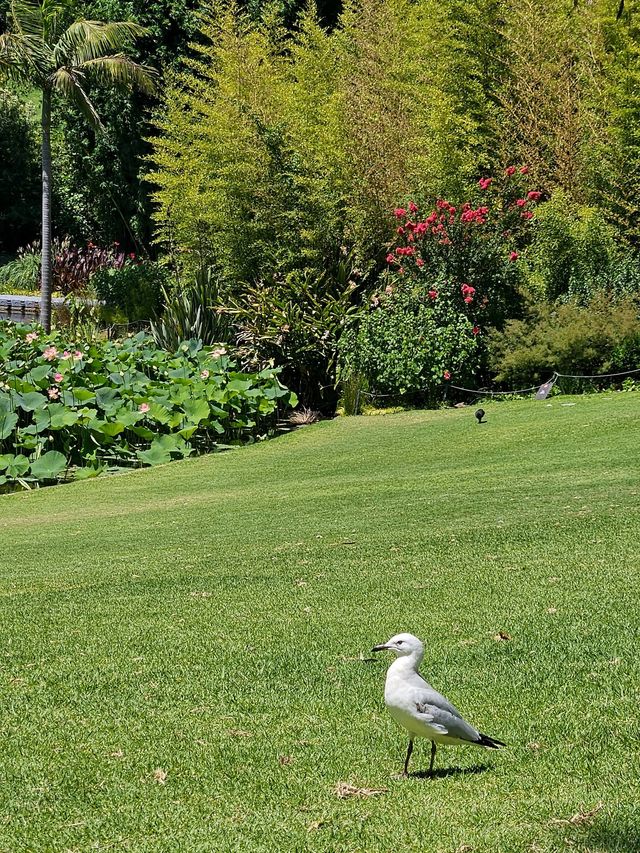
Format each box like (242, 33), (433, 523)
(40, 87), (53, 333)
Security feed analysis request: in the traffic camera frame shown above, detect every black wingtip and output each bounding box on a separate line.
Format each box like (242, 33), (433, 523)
(477, 732), (507, 749)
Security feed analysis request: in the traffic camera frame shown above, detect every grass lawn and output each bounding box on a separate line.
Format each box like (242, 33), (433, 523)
(1, 393), (639, 852)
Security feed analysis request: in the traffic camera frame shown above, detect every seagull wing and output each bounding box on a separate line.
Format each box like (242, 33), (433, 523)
(412, 686), (481, 743)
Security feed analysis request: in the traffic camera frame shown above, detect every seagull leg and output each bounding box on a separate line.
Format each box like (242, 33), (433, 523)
(403, 739), (414, 777)
(429, 740), (437, 775)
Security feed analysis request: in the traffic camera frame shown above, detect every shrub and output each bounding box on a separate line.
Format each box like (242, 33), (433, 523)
(0, 323), (296, 489)
(523, 191), (640, 301)
(93, 259), (167, 322)
(338, 274), (482, 406)
(488, 293), (640, 387)
(0, 244), (41, 292)
(52, 238), (126, 295)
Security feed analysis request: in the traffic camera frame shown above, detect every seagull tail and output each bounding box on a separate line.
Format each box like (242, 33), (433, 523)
(476, 732), (506, 749)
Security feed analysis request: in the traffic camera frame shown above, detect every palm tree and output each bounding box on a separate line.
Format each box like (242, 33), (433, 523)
(0, 0), (157, 331)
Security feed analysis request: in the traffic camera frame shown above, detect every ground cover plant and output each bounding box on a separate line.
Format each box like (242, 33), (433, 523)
(0, 393), (638, 851)
(0, 322), (295, 488)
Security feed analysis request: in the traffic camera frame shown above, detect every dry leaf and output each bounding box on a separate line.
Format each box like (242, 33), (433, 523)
(307, 820), (326, 832)
(547, 607), (558, 615)
(527, 742), (541, 751)
(493, 631), (512, 641)
(227, 729), (253, 738)
(278, 755), (294, 766)
(457, 846), (474, 853)
(334, 782), (387, 799)
(190, 591), (212, 598)
(294, 579), (307, 587)
(550, 803), (603, 827)
(110, 749), (124, 759)
(152, 768), (167, 784)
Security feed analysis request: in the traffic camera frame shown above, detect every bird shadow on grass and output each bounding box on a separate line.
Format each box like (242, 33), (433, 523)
(410, 764), (489, 780)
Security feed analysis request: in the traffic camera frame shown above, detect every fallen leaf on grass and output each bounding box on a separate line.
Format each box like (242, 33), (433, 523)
(550, 803), (603, 827)
(547, 607), (558, 615)
(110, 749), (124, 759)
(493, 631), (512, 641)
(152, 768), (167, 784)
(307, 820), (326, 832)
(334, 782), (387, 799)
(278, 755), (294, 766)
(190, 591), (212, 598)
(456, 845), (474, 852)
(227, 729), (253, 738)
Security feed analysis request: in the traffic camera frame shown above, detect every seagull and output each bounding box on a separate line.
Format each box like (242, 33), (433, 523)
(372, 633), (505, 776)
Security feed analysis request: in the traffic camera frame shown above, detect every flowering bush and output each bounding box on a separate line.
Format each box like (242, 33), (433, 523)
(0, 323), (296, 489)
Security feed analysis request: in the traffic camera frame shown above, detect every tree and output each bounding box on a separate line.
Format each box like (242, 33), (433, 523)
(0, 0), (156, 330)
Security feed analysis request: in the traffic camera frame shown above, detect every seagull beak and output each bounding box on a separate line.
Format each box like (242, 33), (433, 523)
(371, 643), (390, 652)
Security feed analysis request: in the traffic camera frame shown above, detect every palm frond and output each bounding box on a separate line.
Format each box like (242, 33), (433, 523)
(0, 31), (51, 84)
(50, 65), (103, 128)
(77, 54), (158, 95)
(53, 20), (148, 66)
(9, 0), (44, 40)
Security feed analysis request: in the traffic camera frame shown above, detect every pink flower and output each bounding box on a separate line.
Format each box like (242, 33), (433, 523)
(386, 253), (395, 264)
(416, 258), (425, 268)
(129, 252), (136, 259)
(408, 201), (419, 213)
(443, 370), (451, 380)
(25, 332), (38, 343)
(47, 387), (59, 400)
(428, 289), (438, 299)
(62, 350), (71, 358)
(478, 177), (493, 190)
(515, 198), (527, 207)
(74, 350), (82, 359)
(505, 166), (517, 177)
(200, 369), (210, 379)
(394, 208), (407, 218)
(54, 372), (63, 382)
(527, 190), (542, 202)
(509, 251), (519, 261)
(42, 346), (58, 361)
(211, 347), (227, 358)
(464, 296), (474, 304)
(396, 226), (405, 235)
(520, 165), (529, 175)
(521, 210), (533, 220)
(461, 283), (476, 296)
(472, 326), (480, 335)
(398, 267), (405, 275)
(139, 402), (150, 413)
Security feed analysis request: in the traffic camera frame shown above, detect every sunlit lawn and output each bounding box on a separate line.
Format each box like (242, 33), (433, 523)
(1, 392), (639, 851)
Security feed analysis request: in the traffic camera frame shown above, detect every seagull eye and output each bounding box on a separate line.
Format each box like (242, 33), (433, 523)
(396, 640), (403, 645)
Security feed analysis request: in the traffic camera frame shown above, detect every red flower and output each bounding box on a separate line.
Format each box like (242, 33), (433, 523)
(478, 177), (493, 190)
(520, 165), (529, 175)
(129, 252), (136, 259)
(461, 283), (476, 296)
(505, 166), (517, 177)
(464, 295), (474, 304)
(398, 267), (405, 275)
(509, 251), (519, 261)
(396, 226), (405, 235)
(443, 370), (451, 380)
(515, 198), (527, 207)
(415, 222), (428, 235)
(527, 190), (542, 202)
(428, 289), (438, 299)
(394, 208), (407, 218)
(385, 253), (395, 264)
(416, 258), (425, 267)
(409, 201), (419, 213)
(521, 210), (533, 219)
(472, 326), (480, 335)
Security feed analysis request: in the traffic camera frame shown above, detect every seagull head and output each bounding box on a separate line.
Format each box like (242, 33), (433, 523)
(371, 632), (424, 659)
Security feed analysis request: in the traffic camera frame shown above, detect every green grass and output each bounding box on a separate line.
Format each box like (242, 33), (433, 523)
(1, 393), (639, 852)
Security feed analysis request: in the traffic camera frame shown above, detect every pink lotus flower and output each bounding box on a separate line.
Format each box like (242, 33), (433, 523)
(393, 208), (407, 218)
(520, 165), (529, 175)
(47, 387), (59, 400)
(505, 166), (517, 177)
(25, 332), (38, 343)
(211, 347), (226, 358)
(478, 177), (493, 190)
(74, 350), (82, 359)
(42, 346), (58, 361)
(139, 402), (150, 413)
(527, 190), (542, 201)
(443, 370), (451, 380)
(428, 289), (438, 299)
(200, 369), (210, 379)
(472, 326), (480, 335)
(515, 198), (527, 207)
(54, 372), (63, 382)
(509, 251), (519, 261)
(62, 350), (71, 358)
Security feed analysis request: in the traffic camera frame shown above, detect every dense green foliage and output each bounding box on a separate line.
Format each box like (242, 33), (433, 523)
(0, 322), (295, 487)
(1, 395), (640, 849)
(93, 259), (167, 321)
(0, 90), (39, 253)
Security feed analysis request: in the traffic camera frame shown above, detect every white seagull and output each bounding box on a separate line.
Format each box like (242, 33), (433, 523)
(372, 632), (506, 776)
